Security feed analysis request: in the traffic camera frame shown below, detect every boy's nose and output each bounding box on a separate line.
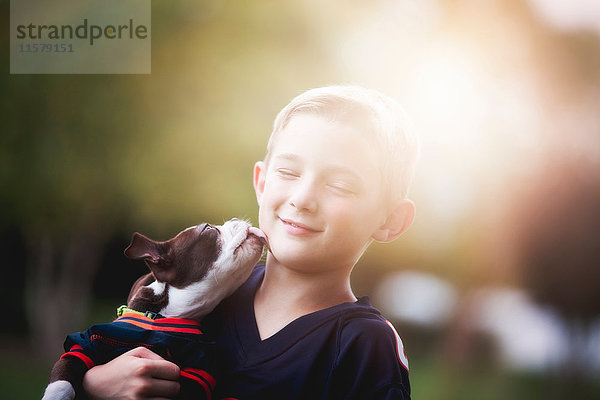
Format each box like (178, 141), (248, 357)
(289, 180), (318, 213)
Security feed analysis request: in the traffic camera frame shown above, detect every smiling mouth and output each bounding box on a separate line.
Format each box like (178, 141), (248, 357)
(279, 217), (322, 233)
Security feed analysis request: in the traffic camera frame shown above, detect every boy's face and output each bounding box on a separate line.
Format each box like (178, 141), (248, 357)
(254, 113), (393, 274)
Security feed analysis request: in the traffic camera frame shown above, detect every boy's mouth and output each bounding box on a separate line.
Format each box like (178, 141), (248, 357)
(279, 217), (322, 234)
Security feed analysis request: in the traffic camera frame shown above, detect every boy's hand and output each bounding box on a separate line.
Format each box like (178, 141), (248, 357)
(83, 347), (181, 400)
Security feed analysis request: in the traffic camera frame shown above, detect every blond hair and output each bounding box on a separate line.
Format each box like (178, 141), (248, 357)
(264, 85), (420, 202)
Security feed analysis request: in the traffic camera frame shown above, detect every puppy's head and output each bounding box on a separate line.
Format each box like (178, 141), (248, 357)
(124, 218), (267, 319)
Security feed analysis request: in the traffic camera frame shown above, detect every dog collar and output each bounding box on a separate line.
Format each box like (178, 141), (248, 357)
(114, 307), (203, 334)
(116, 305), (164, 320)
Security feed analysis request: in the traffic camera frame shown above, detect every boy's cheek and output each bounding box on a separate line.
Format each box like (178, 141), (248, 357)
(329, 202), (381, 235)
(261, 181), (288, 208)
(257, 205), (277, 237)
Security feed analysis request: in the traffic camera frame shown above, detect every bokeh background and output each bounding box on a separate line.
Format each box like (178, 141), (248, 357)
(2, 0), (600, 398)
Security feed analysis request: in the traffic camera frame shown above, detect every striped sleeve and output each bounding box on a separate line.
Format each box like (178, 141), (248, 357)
(180, 367), (216, 400)
(60, 344), (95, 369)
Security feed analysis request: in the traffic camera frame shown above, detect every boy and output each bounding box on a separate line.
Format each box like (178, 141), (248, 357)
(82, 85), (418, 399)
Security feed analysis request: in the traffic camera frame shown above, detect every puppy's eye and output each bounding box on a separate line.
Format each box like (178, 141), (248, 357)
(201, 224), (215, 233)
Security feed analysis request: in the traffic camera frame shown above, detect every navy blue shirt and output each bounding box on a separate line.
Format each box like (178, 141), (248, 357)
(209, 265), (411, 400)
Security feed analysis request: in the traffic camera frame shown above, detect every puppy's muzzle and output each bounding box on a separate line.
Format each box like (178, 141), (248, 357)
(248, 226), (270, 251)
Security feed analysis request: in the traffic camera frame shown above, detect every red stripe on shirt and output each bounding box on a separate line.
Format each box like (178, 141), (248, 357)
(182, 367), (216, 390)
(180, 370), (212, 400)
(61, 345), (95, 369)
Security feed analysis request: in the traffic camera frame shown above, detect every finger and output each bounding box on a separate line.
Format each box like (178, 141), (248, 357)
(145, 378), (180, 398)
(145, 359), (181, 381)
(127, 346), (180, 379)
(127, 346), (166, 361)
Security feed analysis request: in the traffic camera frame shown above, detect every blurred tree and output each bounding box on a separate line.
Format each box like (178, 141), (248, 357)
(513, 158), (600, 375)
(1, 0), (339, 360)
(1, 73), (141, 358)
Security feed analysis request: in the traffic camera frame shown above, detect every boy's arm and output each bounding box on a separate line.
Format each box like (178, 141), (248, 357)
(330, 318), (411, 400)
(82, 347), (181, 400)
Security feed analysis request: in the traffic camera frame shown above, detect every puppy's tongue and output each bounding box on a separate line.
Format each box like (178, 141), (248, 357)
(248, 227), (270, 251)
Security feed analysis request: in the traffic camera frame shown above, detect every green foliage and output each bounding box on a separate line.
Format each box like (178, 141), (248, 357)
(1, 0), (339, 239)
(409, 355), (600, 400)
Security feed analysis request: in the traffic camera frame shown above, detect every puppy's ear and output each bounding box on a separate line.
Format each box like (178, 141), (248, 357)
(124, 232), (164, 262)
(124, 233), (173, 282)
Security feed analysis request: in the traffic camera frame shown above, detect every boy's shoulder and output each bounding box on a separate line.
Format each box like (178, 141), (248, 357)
(338, 300), (391, 331)
(328, 297), (411, 399)
(335, 298), (409, 372)
(340, 306), (408, 371)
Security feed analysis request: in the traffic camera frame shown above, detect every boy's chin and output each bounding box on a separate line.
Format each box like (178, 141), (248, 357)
(268, 248), (349, 275)
(268, 248), (316, 270)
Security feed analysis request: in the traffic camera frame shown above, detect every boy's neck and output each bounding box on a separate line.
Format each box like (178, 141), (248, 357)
(253, 257), (357, 340)
(268, 256), (356, 296)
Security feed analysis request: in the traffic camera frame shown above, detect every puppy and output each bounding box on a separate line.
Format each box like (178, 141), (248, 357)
(42, 218), (267, 400)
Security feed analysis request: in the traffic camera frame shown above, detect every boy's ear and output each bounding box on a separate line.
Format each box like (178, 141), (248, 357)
(253, 161), (266, 203)
(371, 199), (416, 243)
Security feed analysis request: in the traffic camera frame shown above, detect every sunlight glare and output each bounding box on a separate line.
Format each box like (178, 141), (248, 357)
(408, 44), (489, 147)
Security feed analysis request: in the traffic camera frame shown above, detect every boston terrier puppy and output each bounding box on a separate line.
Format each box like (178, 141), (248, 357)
(42, 218), (267, 400)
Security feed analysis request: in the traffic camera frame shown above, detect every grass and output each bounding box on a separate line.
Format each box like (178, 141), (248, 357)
(410, 356), (600, 400)
(0, 301), (120, 400)
(0, 337), (52, 400)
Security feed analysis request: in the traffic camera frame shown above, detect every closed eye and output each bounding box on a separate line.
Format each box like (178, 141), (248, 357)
(201, 224), (215, 233)
(327, 182), (356, 195)
(276, 168), (299, 179)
